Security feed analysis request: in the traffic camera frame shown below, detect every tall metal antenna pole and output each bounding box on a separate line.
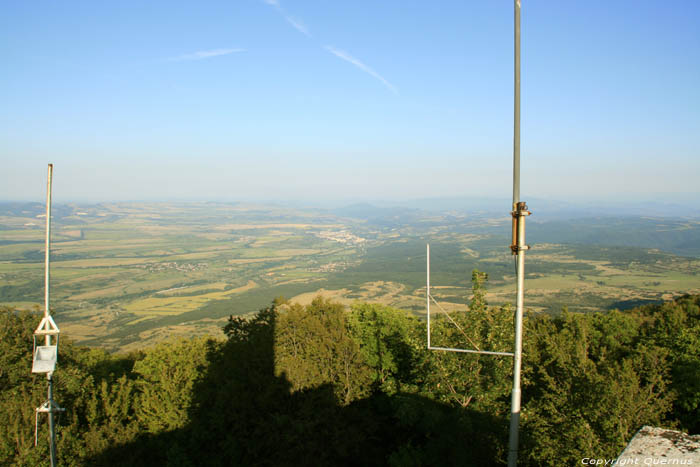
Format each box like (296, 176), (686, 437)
(425, 3), (530, 462)
(45, 163), (58, 467)
(512, 0), (521, 208)
(507, 1), (531, 466)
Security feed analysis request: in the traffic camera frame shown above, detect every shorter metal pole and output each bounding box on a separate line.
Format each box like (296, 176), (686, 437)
(48, 374), (57, 467)
(427, 244), (431, 348)
(507, 202), (530, 467)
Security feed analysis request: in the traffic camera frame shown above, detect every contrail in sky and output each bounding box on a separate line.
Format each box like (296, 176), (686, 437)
(168, 48), (245, 61)
(262, 0), (311, 37)
(324, 45), (398, 95)
(260, 1), (397, 94)
(286, 16), (310, 37)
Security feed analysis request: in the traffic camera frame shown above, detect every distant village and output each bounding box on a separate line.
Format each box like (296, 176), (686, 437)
(137, 262), (209, 273)
(315, 230), (366, 245)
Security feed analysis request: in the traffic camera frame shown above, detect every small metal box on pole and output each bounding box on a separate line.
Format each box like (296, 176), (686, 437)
(32, 342), (58, 374)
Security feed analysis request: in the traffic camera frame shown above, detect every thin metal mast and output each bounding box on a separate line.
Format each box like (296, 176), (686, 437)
(34, 163), (63, 467)
(512, 1), (521, 207)
(507, 1), (530, 466)
(426, 244), (431, 349)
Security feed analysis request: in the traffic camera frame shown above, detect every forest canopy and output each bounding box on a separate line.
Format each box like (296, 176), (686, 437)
(1, 277), (698, 466)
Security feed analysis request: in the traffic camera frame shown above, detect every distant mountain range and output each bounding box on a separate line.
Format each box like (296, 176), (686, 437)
(338, 196), (700, 219)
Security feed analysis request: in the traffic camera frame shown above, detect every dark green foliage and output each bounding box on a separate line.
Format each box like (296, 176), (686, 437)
(0, 307), (144, 466)
(0, 307), (44, 466)
(2, 290), (699, 466)
(521, 311), (673, 465)
(133, 337), (213, 433)
(636, 294), (700, 432)
(348, 302), (427, 394)
(277, 297), (372, 404)
(427, 271), (514, 419)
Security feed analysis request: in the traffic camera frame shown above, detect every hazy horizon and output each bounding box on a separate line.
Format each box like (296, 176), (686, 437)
(4, 194), (700, 219)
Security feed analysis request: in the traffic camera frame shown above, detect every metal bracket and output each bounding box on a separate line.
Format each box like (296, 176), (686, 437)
(35, 399), (65, 447)
(426, 244), (514, 357)
(510, 202), (531, 255)
(510, 244), (531, 253)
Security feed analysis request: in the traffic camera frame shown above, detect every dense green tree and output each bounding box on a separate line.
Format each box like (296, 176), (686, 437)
(522, 310), (674, 465)
(133, 336), (215, 433)
(0, 307), (143, 466)
(0, 307), (42, 465)
(426, 271), (513, 414)
(182, 301), (293, 466)
(276, 297), (372, 404)
(3, 290), (698, 467)
(347, 303), (428, 394)
(637, 294), (700, 432)
(77, 374), (139, 459)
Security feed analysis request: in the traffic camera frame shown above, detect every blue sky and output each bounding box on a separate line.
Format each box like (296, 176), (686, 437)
(1, 0), (698, 204)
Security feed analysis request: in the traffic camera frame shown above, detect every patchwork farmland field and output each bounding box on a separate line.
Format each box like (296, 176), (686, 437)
(1, 201), (698, 351)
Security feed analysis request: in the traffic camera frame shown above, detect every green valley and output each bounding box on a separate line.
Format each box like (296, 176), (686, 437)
(1, 201), (698, 351)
